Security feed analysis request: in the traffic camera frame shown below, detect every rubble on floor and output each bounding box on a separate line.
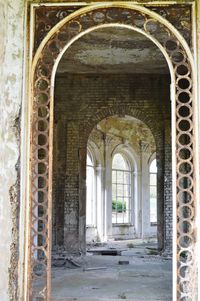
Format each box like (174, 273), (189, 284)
(50, 239), (172, 301)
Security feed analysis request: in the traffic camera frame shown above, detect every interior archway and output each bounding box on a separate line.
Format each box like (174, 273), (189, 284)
(85, 115), (159, 245)
(29, 4), (196, 300)
(50, 22), (172, 297)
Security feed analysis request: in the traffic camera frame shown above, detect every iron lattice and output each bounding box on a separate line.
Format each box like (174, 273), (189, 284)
(30, 5), (196, 301)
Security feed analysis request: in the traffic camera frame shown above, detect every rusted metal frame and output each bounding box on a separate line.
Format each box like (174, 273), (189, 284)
(29, 3), (196, 300)
(32, 3), (193, 54)
(194, 0), (200, 298)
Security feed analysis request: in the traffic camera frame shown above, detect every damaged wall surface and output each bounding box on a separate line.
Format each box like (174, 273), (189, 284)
(0, 0), (25, 300)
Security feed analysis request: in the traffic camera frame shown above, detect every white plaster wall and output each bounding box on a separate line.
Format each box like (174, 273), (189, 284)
(0, 0), (25, 300)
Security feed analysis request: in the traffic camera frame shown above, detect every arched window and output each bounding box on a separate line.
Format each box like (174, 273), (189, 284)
(86, 151), (95, 226)
(149, 159), (157, 225)
(112, 153), (131, 224)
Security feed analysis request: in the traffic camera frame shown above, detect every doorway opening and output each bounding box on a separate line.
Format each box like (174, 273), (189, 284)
(51, 26), (172, 300)
(29, 4), (197, 300)
(86, 115), (159, 244)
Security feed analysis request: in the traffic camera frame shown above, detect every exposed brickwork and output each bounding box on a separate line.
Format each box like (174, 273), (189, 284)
(53, 73), (172, 254)
(163, 120), (173, 254)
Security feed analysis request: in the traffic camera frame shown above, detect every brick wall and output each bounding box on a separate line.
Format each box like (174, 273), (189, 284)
(164, 120), (173, 254)
(53, 73), (172, 254)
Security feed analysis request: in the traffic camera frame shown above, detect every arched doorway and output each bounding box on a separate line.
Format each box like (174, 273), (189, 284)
(28, 4), (197, 300)
(85, 115), (159, 245)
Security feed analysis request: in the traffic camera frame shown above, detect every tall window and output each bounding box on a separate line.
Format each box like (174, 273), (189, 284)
(112, 153), (131, 224)
(149, 159), (157, 225)
(86, 152), (95, 226)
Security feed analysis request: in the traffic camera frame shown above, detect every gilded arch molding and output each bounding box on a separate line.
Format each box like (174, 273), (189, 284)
(29, 3), (197, 300)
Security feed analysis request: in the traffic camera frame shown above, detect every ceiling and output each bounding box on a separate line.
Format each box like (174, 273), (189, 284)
(91, 115), (156, 154)
(57, 27), (169, 75)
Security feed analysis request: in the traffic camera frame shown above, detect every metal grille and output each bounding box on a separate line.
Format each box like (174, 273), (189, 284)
(30, 4), (196, 300)
(33, 4), (192, 54)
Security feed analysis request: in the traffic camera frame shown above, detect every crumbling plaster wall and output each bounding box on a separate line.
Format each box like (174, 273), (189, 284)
(0, 0), (25, 300)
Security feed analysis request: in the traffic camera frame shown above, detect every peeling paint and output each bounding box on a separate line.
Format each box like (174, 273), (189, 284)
(8, 115), (21, 301)
(8, 182), (19, 301)
(7, 74), (17, 84)
(0, 0), (24, 300)
(12, 49), (22, 60)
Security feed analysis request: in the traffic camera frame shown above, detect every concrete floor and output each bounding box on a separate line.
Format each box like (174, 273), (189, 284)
(51, 240), (172, 301)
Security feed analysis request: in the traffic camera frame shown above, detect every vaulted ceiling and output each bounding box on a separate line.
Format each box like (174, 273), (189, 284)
(57, 27), (169, 74)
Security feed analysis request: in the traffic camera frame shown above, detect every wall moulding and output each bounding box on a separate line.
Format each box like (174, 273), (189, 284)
(25, 2), (198, 300)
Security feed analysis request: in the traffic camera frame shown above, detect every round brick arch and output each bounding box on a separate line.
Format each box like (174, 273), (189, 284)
(80, 104), (166, 250)
(29, 4), (197, 300)
(80, 105), (162, 147)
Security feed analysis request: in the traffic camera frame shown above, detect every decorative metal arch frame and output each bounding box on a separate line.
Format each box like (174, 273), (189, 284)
(29, 3), (198, 300)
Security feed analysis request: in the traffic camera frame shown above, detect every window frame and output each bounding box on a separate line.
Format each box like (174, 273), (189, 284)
(112, 153), (133, 225)
(149, 158), (157, 226)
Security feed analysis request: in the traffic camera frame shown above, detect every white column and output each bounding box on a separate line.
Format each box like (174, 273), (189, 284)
(139, 141), (150, 238)
(96, 165), (104, 241)
(133, 169), (140, 237)
(104, 136), (113, 239)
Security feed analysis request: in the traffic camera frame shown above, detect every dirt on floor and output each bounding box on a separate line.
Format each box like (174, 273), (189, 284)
(51, 239), (172, 301)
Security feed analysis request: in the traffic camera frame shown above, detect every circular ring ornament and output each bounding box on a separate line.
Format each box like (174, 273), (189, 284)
(171, 50), (186, 64)
(177, 132), (192, 147)
(92, 11), (106, 23)
(175, 63), (190, 77)
(178, 204), (194, 219)
(144, 19), (158, 34)
(178, 175), (193, 190)
(178, 161), (193, 176)
(68, 21), (82, 35)
(178, 147), (192, 161)
(177, 220), (193, 235)
(177, 77), (192, 91)
(165, 38), (179, 52)
(177, 104), (192, 119)
(177, 90), (192, 104)
(178, 234), (193, 249)
(177, 190), (193, 205)
(177, 119), (192, 133)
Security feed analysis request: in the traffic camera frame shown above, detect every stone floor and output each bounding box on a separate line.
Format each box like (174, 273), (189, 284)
(51, 239), (172, 301)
